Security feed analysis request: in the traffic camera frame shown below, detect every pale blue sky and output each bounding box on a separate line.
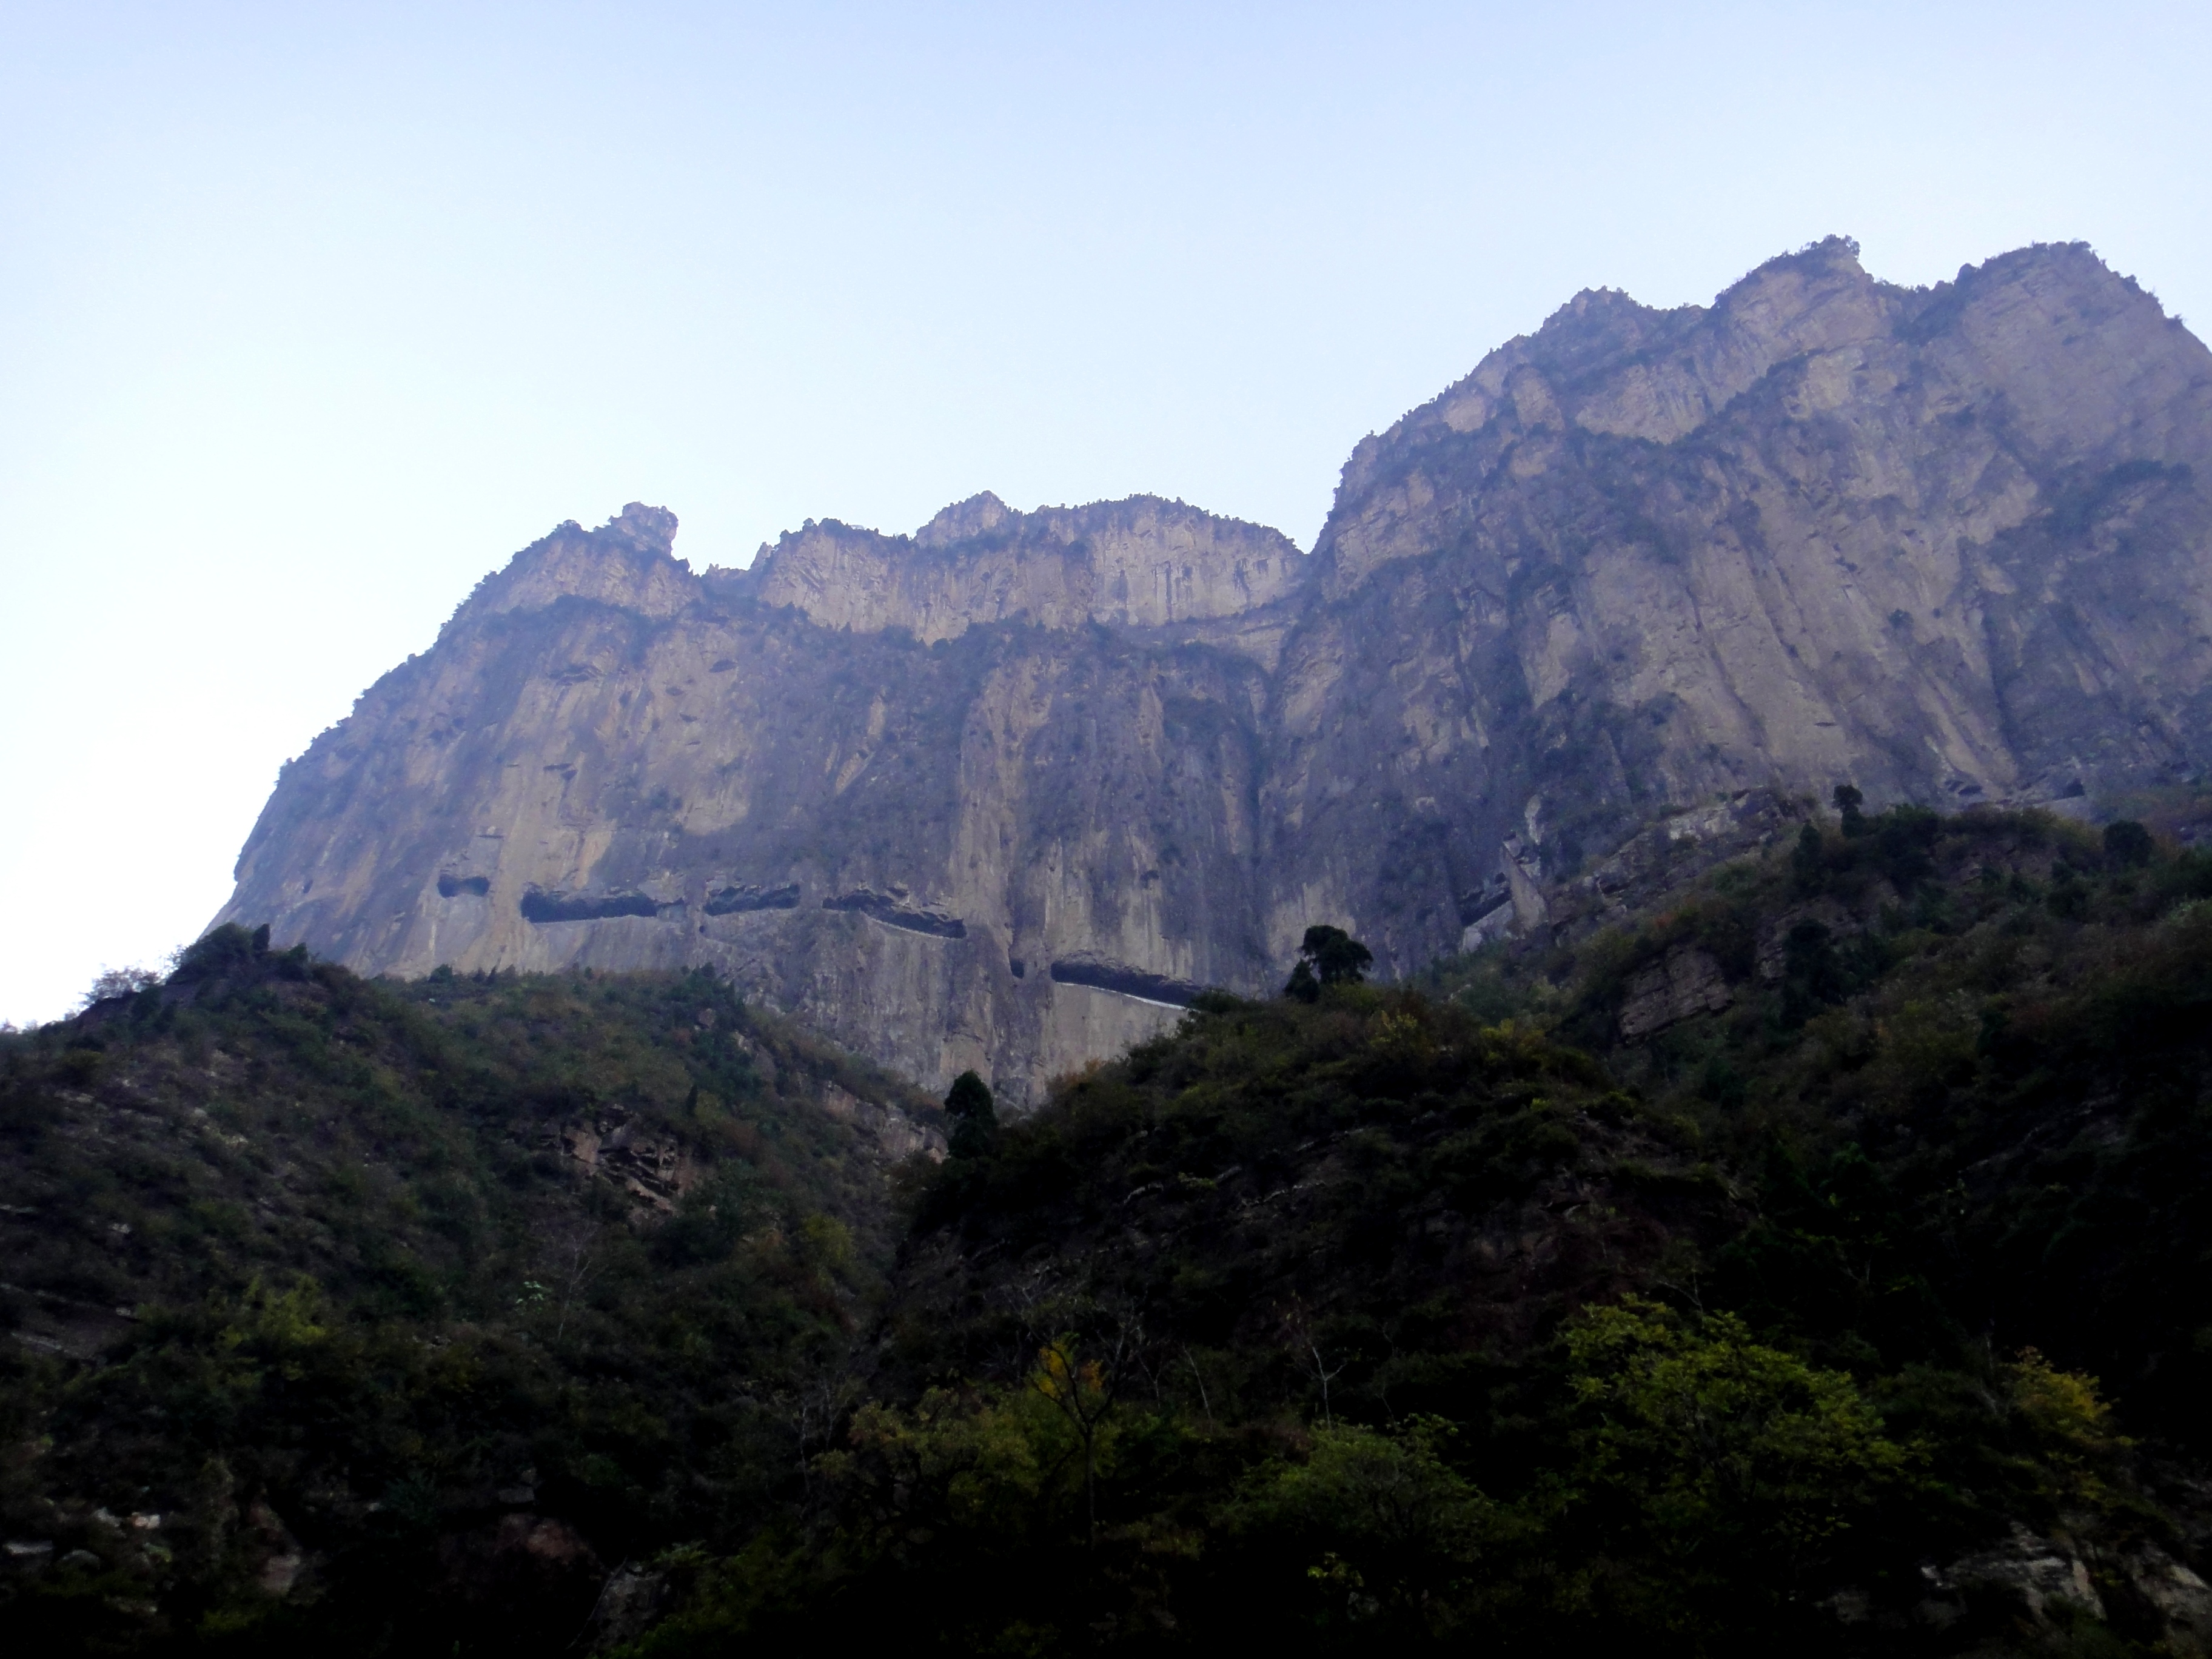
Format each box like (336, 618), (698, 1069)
(4, 1), (2207, 1022)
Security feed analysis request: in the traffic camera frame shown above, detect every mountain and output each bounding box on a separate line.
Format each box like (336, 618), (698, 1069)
(212, 238), (2212, 1104)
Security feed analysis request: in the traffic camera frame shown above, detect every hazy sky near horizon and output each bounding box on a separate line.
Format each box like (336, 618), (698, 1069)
(2, 1), (2208, 1023)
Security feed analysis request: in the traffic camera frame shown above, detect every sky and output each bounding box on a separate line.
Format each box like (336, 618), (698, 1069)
(2, 1), (2208, 1024)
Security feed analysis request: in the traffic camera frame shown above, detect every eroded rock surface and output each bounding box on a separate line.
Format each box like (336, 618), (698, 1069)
(1269, 237), (2212, 978)
(220, 499), (1279, 1106)
(1617, 947), (1733, 1040)
(215, 240), (2212, 1103)
(751, 492), (1304, 643)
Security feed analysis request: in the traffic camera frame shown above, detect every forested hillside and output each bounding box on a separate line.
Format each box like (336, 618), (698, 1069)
(0, 932), (937, 1654)
(629, 802), (2212, 1657)
(13, 801), (2212, 1655)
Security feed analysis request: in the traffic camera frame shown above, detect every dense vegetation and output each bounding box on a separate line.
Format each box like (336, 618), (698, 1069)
(1539, 799), (2212, 1456)
(11, 800), (2212, 1655)
(0, 931), (934, 1654)
(630, 802), (2212, 1657)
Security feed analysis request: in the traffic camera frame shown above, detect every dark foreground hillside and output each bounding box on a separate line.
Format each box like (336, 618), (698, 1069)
(628, 804), (2212, 1658)
(13, 802), (2212, 1656)
(0, 932), (939, 1654)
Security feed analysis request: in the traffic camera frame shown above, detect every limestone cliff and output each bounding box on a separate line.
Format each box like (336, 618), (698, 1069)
(216, 239), (2212, 1103)
(222, 497), (1289, 1105)
(1265, 237), (2212, 974)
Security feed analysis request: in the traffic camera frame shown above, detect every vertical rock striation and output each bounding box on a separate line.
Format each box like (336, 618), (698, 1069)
(223, 498), (1299, 1107)
(1265, 237), (2212, 973)
(216, 240), (2212, 1102)
(751, 492), (1303, 641)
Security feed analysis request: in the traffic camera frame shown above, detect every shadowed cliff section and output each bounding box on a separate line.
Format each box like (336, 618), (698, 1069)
(214, 240), (2212, 1105)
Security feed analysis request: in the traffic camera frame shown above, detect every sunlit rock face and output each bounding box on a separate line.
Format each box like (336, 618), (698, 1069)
(219, 497), (1298, 1107)
(752, 492), (1304, 642)
(217, 240), (2212, 1104)
(1266, 237), (2212, 974)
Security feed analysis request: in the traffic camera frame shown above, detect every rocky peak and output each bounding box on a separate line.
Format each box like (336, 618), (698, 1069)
(1270, 236), (2212, 973)
(455, 503), (692, 626)
(748, 492), (1305, 642)
(914, 491), (1014, 548)
(603, 501), (680, 554)
(1916, 241), (2212, 470)
(1313, 236), (2205, 598)
(1399, 236), (1879, 456)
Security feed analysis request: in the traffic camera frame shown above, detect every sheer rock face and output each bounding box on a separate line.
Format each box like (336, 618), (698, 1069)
(217, 240), (2212, 1103)
(1266, 238), (2212, 974)
(221, 499), (1285, 1107)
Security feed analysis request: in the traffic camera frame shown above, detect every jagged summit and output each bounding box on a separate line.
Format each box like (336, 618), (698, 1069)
(743, 490), (1304, 640)
(603, 500), (680, 551)
(914, 489), (1013, 547)
(455, 501), (692, 626)
(1325, 235), (2197, 540)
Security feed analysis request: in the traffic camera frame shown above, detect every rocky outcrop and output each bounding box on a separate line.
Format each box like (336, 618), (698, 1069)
(744, 493), (1304, 642)
(549, 1110), (699, 1218)
(213, 240), (2212, 1104)
(1617, 947), (1732, 1040)
(1826, 1521), (2212, 1652)
(816, 1082), (945, 1162)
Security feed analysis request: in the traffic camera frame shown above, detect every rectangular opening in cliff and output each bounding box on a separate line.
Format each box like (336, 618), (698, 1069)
(520, 890), (661, 924)
(820, 891), (967, 939)
(702, 883), (801, 916)
(1048, 958), (1203, 1008)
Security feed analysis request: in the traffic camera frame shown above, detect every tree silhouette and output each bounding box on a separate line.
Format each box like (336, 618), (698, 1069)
(1029, 1330), (1131, 1552)
(2105, 819), (2154, 868)
(1284, 925), (1373, 999)
(944, 1069), (999, 1160)
(1832, 783), (1868, 838)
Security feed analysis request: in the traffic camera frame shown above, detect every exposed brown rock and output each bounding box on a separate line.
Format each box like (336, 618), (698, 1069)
(549, 1111), (697, 1213)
